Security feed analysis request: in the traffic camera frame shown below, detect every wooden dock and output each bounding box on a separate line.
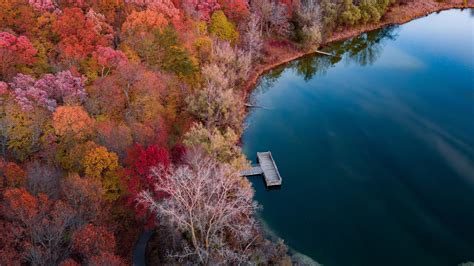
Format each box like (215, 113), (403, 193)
(241, 151), (282, 187)
(240, 166), (263, 176)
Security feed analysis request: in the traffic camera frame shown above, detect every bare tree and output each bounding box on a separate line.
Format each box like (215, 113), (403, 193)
(60, 174), (105, 227)
(24, 201), (76, 265)
(251, 0), (292, 38)
(186, 81), (244, 131)
(243, 13), (264, 61)
(138, 150), (260, 264)
(183, 122), (248, 169)
(209, 40), (252, 88)
(270, 0), (292, 37)
(202, 63), (229, 90)
(295, 0), (323, 49)
(2, 188), (76, 265)
(26, 161), (61, 198)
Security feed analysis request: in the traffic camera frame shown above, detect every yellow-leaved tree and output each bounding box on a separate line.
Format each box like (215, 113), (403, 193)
(82, 146), (122, 201)
(209, 10), (239, 43)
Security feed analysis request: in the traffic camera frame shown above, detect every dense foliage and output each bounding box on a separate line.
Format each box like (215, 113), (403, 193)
(0, 0), (430, 264)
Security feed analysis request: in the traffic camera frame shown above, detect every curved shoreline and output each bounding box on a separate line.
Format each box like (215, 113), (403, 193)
(242, 1), (473, 94)
(241, 3), (473, 264)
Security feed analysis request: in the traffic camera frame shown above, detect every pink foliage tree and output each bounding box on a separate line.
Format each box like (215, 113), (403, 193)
(9, 74), (56, 112)
(0, 32), (37, 80)
(28, 0), (59, 13)
(9, 71), (86, 112)
(28, 0), (86, 11)
(0, 82), (8, 95)
(34, 71), (87, 105)
(184, 0), (220, 21)
(93, 46), (128, 77)
(0, 81), (8, 105)
(85, 9), (114, 43)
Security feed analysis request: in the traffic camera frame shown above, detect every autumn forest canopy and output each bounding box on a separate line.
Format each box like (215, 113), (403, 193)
(0, 0), (422, 264)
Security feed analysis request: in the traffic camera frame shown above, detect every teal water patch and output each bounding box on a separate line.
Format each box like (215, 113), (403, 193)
(243, 9), (474, 266)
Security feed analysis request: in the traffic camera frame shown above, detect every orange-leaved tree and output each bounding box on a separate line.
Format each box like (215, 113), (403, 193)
(52, 106), (94, 143)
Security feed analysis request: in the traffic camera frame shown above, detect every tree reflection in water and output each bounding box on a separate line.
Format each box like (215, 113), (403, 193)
(253, 25), (399, 96)
(293, 25), (399, 81)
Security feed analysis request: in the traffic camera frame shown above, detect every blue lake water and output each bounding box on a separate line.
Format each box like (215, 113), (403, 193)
(243, 9), (474, 266)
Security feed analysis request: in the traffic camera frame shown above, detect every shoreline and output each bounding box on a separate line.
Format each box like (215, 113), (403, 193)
(242, 0), (473, 94)
(241, 2), (473, 263)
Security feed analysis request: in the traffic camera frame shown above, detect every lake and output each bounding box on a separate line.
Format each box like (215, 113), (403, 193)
(242, 9), (474, 266)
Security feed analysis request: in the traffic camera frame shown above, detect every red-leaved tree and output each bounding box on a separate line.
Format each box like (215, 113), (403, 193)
(89, 252), (126, 266)
(53, 8), (112, 61)
(219, 0), (249, 21)
(123, 144), (170, 226)
(72, 224), (115, 258)
(0, 159), (27, 189)
(0, 32), (37, 80)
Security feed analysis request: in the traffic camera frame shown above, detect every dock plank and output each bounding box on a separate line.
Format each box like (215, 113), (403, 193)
(257, 152), (282, 187)
(240, 166), (263, 176)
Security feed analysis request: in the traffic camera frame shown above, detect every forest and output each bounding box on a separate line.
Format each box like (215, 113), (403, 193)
(0, 0), (449, 264)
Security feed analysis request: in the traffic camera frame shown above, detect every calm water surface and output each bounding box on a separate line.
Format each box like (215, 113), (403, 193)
(243, 9), (474, 266)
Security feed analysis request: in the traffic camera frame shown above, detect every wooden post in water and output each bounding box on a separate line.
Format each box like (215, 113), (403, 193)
(315, 50), (333, 56)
